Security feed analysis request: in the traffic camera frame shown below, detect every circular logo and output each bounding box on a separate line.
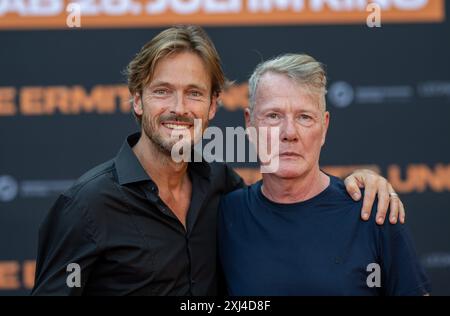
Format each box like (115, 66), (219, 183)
(328, 81), (354, 108)
(0, 175), (19, 202)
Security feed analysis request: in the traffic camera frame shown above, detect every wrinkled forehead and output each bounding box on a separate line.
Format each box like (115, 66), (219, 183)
(255, 72), (323, 113)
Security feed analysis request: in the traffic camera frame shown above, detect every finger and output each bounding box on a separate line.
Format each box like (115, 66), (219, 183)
(387, 184), (399, 224)
(399, 200), (406, 224)
(361, 181), (377, 221)
(375, 180), (390, 225)
(344, 176), (362, 201)
(388, 196), (399, 224)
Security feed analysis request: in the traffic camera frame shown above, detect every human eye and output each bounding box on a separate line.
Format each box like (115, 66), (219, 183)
(298, 114), (314, 126)
(187, 90), (204, 99)
(153, 88), (170, 96)
(267, 112), (280, 120)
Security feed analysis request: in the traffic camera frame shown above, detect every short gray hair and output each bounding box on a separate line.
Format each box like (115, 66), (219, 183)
(248, 53), (327, 115)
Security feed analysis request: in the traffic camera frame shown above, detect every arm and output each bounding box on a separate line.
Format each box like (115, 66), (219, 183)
(343, 169), (405, 225)
(378, 218), (431, 296)
(31, 195), (99, 295)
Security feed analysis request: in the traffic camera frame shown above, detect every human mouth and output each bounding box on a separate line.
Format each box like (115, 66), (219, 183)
(278, 152), (302, 158)
(161, 122), (193, 130)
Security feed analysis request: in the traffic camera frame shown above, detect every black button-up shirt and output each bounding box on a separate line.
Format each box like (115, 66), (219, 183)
(32, 133), (244, 296)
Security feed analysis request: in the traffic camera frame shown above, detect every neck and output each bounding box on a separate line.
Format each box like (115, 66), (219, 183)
(261, 166), (330, 203)
(132, 133), (189, 192)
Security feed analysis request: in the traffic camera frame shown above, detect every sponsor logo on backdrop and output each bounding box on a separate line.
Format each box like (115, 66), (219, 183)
(328, 81), (355, 108)
(328, 81), (450, 108)
(0, 0), (445, 29)
(328, 81), (414, 107)
(0, 260), (35, 290)
(421, 252), (450, 269)
(0, 85), (130, 116)
(0, 175), (19, 202)
(0, 176), (74, 202)
(417, 81), (450, 99)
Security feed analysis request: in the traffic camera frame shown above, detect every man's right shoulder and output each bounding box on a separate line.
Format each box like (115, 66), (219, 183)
(61, 159), (117, 205)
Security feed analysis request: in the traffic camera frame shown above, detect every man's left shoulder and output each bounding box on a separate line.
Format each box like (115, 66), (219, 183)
(328, 175), (360, 204)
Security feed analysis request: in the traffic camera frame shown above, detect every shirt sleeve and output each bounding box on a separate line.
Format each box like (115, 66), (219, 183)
(31, 194), (100, 295)
(378, 221), (431, 296)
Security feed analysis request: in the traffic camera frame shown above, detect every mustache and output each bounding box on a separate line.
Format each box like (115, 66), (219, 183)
(158, 114), (194, 125)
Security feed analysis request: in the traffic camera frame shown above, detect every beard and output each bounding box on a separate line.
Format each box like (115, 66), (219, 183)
(142, 117), (170, 155)
(142, 112), (208, 157)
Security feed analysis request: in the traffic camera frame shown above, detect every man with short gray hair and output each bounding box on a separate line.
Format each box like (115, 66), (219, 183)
(218, 53), (430, 296)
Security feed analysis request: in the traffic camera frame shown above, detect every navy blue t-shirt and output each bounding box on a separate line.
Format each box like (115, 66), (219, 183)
(218, 175), (431, 296)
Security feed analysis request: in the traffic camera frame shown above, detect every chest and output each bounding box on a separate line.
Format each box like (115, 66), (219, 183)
(220, 212), (380, 295)
(158, 181), (192, 228)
